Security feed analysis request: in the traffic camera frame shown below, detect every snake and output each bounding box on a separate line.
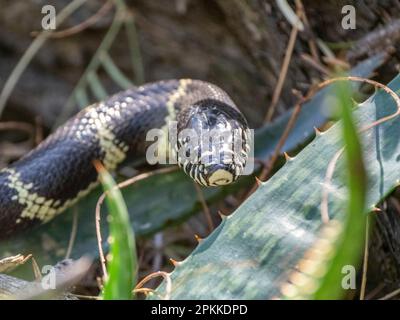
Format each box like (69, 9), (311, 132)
(0, 79), (251, 240)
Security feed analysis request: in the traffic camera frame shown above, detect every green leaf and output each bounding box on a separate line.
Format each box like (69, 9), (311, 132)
(0, 55), (385, 275)
(152, 73), (400, 299)
(282, 78), (368, 299)
(96, 163), (137, 300)
(313, 79), (367, 299)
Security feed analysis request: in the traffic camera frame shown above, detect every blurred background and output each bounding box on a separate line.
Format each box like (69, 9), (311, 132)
(1, 0), (400, 129)
(1, 0), (400, 298)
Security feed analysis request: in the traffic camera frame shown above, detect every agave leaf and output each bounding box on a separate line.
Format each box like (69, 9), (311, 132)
(152, 73), (400, 299)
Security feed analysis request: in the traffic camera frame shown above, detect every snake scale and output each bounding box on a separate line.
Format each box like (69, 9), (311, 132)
(0, 79), (251, 240)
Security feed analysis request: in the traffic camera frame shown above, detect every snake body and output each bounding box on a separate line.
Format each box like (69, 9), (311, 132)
(0, 79), (250, 239)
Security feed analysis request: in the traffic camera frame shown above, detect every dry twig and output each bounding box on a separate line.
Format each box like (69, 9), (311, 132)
(134, 271), (172, 300)
(320, 76), (400, 223)
(193, 183), (214, 232)
(264, 7), (300, 123)
(95, 166), (178, 279)
(31, 0), (114, 39)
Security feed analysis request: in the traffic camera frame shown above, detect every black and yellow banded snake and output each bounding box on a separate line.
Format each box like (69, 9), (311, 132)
(0, 79), (251, 239)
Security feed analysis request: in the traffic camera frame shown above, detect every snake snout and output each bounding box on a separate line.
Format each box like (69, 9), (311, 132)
(204, 163), (237, 186)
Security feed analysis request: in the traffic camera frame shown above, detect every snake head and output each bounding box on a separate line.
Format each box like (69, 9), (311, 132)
(176, 99), (251, 187)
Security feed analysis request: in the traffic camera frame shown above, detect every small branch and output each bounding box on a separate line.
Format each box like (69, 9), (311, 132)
(0, 121), (35, 135)
(95, 166), (178, 280)
(194, 183), (214, 232)
(295, 0), (320, 63)
(379, 287), (400, 300)
(31, 257), (42, 281)
(264, 15), (299, 123)
(276, 0), (304, 31)
(34, 117), (44, 145)
(322, 57), (350, 70)
(248, 93), (304, 197)
(0, 254), (32, 273)
(319, 76), (400, 223)
(65, 208), (79, 260)
(134, 271), (172, 300)
(365, 283), (385, 300)
(148, 232), (164, 288)
(300, 53), (330, 76)
(31, 0), (114, 39)
(54, 3), (127, 128)
(359, 217), (369, 300)
(320, 149), (343, 224)
(0, 0), (88, 118)
(347, 18), (400, 62)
